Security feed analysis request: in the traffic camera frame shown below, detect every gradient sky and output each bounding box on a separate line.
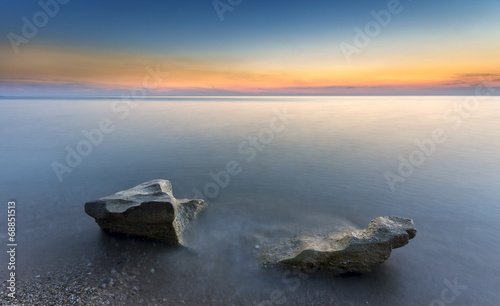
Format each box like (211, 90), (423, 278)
(1, 0), (499, 96)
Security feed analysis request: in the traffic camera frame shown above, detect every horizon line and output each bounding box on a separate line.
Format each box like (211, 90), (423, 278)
(1, 94), (499, 99)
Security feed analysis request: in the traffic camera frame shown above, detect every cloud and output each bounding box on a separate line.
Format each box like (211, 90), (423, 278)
(442, 73), (500, 87)
(1, 44), (500, 96)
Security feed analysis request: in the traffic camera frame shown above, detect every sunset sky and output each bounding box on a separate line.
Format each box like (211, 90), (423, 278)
(1, 0), (499, 96)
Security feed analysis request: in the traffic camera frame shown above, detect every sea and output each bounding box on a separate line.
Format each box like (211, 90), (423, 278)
(0, 96), (499, 305)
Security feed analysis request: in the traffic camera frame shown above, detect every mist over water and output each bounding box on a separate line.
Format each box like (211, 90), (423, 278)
(1, 96), (499, 304)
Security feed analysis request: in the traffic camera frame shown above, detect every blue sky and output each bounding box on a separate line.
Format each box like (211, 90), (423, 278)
(1, 0), (499, 95)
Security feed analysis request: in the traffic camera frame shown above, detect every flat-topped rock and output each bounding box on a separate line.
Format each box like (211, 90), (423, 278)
(261, 216), (416, 273)
(85, 179), (207, 245)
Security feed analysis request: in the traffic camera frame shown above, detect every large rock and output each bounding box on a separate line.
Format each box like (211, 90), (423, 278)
(85, 179), (207, 245)
(261, 216), (416, 273)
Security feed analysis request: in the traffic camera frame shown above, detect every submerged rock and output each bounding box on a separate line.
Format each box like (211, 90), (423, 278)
(85, 179), (207, 245)
(261, 216), (416, 273)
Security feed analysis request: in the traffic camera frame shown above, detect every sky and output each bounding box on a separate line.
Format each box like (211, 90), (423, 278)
(0, 0), (499, 96)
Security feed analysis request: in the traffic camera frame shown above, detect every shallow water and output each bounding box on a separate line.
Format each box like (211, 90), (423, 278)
(1, 96), (499, 305)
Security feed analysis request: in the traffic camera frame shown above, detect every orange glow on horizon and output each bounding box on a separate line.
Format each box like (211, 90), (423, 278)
(1, 44), (499, 95)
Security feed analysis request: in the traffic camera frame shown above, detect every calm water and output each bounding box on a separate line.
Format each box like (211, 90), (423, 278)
(0, 96), (499, 305)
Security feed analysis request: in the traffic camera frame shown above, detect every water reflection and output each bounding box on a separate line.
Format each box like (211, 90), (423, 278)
(0, 96), (499, 304)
